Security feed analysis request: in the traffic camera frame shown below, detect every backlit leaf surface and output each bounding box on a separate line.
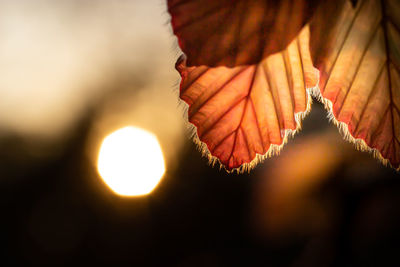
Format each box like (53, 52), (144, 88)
(168, 0), (321, 67)
(177, 27), (318, 171)
(310, 0), (400, 170)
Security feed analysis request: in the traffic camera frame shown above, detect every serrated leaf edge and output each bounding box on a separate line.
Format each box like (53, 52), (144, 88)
(310, 86), (400, 172)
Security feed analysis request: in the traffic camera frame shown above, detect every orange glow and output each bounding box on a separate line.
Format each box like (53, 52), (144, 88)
(97, 126), (165, 196)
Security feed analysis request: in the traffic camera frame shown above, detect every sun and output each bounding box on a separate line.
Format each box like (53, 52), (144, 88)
(97, 126), (165, 196)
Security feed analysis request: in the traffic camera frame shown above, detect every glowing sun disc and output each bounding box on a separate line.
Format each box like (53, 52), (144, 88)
(97, 126), (165, 196)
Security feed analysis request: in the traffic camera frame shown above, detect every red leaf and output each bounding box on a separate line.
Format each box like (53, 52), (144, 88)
(168, 0), (321, 67)
(310, 0), (400, 170)
(177, 27), (318, 171)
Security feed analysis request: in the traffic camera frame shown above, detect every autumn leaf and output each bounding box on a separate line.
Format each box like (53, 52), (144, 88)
(310, 0), (400, 170)
(168, 0), (399, 172)
(168, 0), (321, 67)
(176, 27), (318, 171)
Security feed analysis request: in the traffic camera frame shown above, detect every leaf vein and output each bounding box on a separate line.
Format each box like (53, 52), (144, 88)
(250, 98), (266, 152)
(380, 0), (398, 159)
(370, 104), (390, 144)
(296, 38), (308, 108)
(282, 51), (295, 116)
(262, 63), (282, 140)
(227, 67), (258, 164)
(189, 67), (247, 121)
(324, 0), (366, 89)
(353, 62), (385, 135)
(173, 3), (229, 33)
(336, 22), (381, 118)
(240, 127), (252, 162)
(181, 67), (210, 95)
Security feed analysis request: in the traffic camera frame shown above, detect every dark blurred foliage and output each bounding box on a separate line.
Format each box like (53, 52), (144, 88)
(350, 0), (359, 8)
(1, 101), (399, 267)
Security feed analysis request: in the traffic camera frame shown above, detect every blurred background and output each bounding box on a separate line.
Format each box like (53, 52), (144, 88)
(1, 0), (399, 266)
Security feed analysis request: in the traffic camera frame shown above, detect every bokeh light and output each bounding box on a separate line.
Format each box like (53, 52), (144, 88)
(97, 126), (165, 197)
